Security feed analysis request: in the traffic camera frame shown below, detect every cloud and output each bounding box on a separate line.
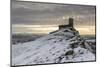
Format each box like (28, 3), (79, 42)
(11, 0), (96, 25)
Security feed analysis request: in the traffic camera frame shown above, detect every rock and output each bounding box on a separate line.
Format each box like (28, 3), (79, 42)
(65, 50), (74, 56)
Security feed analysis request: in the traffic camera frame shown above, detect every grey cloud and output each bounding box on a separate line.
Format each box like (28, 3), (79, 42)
(11, 0), (95, 25)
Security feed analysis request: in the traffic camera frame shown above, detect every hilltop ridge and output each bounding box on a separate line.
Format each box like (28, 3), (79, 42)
(12, 27), (95, 66)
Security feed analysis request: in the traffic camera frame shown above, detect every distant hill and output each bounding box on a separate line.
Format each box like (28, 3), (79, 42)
(12, 34), (45, 44)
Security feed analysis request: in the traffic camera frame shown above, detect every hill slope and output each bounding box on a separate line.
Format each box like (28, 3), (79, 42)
(12, 27), (95, 66)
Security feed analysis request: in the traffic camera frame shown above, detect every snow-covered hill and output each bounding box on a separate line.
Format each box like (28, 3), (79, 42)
(12, 27), (95, 66)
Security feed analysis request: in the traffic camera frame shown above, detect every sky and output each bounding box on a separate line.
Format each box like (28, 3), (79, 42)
(11, 0), (96, 35)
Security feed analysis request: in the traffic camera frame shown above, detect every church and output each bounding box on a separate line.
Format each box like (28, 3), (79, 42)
(49, 18), (74, 34)
(59, 18), (74, 29)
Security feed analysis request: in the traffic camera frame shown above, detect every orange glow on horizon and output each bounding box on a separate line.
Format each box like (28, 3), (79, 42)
(12, 24), (95, 35)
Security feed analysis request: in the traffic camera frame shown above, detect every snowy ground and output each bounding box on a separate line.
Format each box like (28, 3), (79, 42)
(12, 27), (96, 66)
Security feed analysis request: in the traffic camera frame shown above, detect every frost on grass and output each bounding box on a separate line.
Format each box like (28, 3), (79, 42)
(12, 27), (96, 65)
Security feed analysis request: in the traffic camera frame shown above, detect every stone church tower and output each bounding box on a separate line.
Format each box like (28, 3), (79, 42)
(68, 18), (73, 28)
(59, 18), (74, 29)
